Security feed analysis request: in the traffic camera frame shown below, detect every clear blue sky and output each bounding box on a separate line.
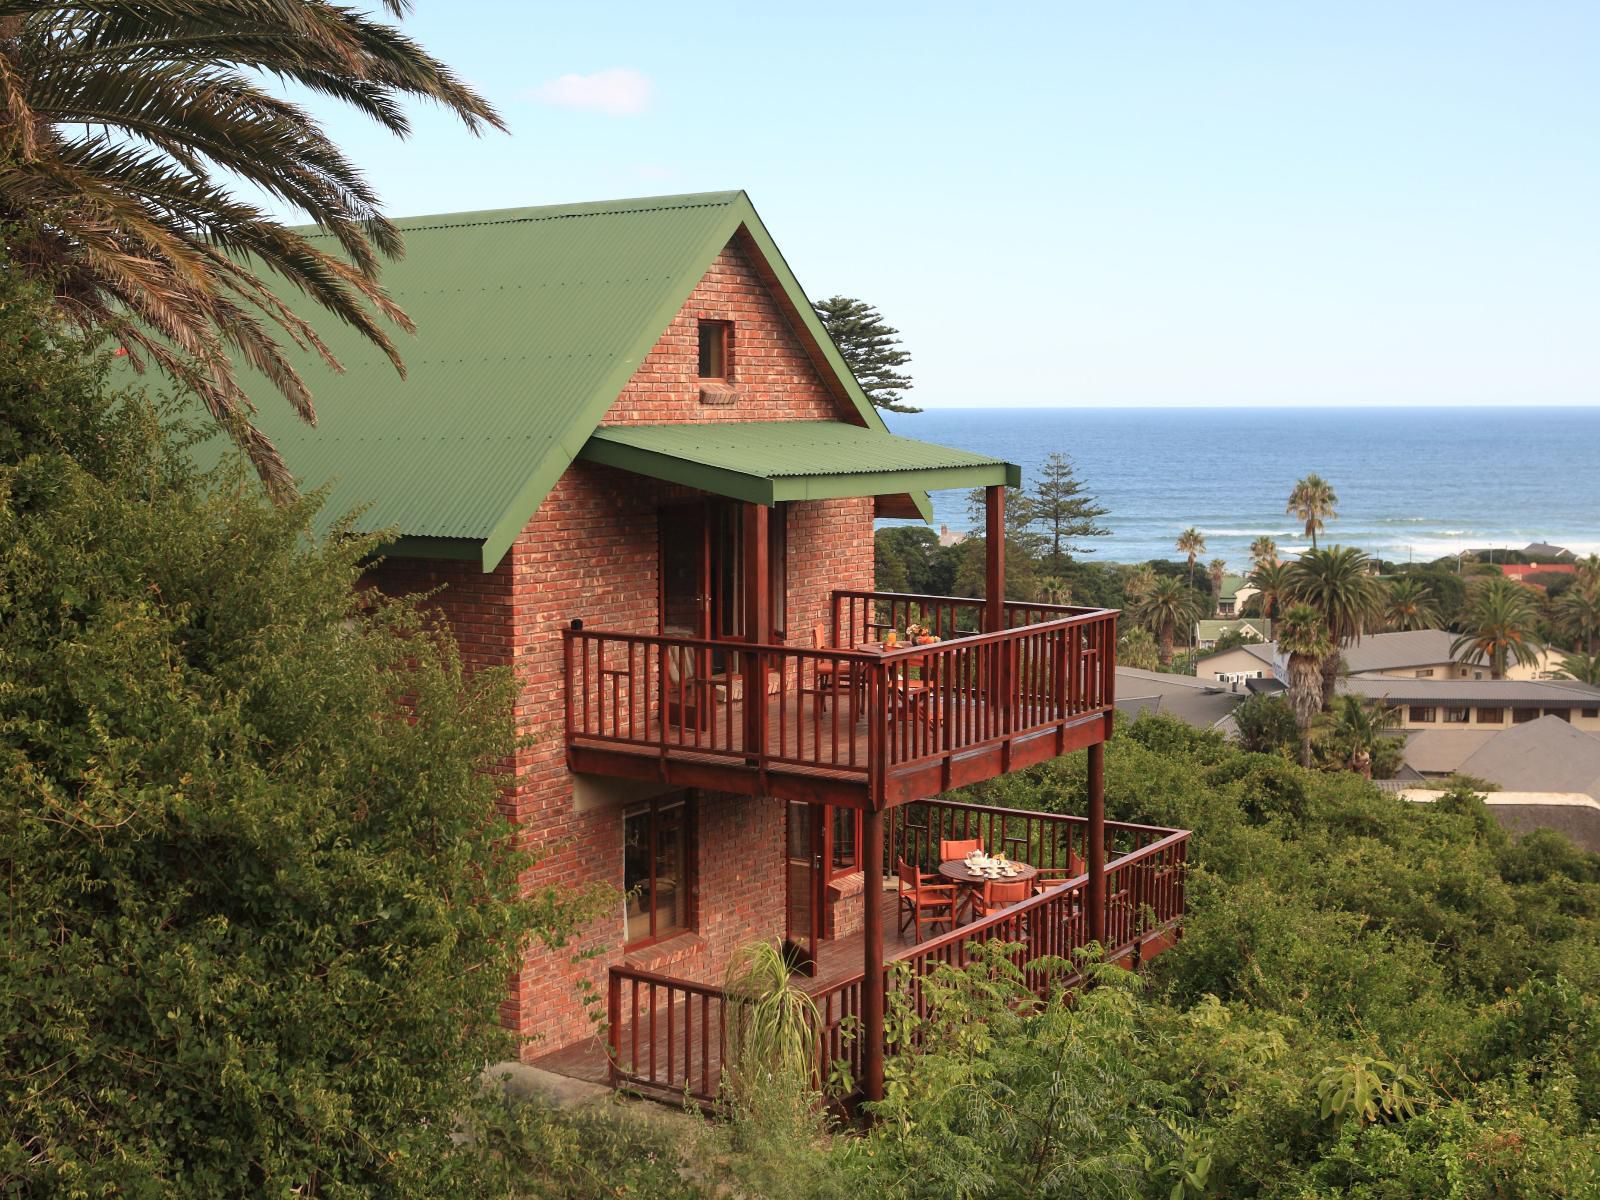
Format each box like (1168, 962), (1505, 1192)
(291, 2), (1598, 408)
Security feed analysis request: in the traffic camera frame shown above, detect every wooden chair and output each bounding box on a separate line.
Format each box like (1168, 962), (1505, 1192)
(940, 838), (981, 862)
(897, 859), (956, 943)
(1031, 854), (1087, 896)
(971, 877), (1031, 919)
(806, 624), (844, 711)
(664, 644), (709, 731)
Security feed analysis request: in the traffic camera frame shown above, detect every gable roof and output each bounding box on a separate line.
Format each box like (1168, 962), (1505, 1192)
(229, 191), (923, 571)
(1339, 676), (1600, 706)
(1196, 628), (1515, 674)
(1457, 717), (1600, 797)
(1114, 667), (1245, 730)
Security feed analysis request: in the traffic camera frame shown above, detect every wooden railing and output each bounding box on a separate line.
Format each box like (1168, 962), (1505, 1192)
(607, 817), (1190, 1104)
(565, 592), (1118, 805)
(888, 797), (1175, 878)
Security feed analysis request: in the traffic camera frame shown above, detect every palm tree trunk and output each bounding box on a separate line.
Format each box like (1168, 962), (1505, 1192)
(1320, 649), (1340, 711)
(1159, 625), (1174, 666)
(1300, 729), (1313, 769)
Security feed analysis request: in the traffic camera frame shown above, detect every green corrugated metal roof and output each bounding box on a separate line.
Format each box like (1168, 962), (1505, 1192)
(221, 190), (929, 571)
(581, 422), (1019, 504)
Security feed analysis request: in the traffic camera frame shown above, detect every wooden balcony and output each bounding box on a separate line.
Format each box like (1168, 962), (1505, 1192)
(564, 591), (1119, 810)
(532, 799), (1189, 1106)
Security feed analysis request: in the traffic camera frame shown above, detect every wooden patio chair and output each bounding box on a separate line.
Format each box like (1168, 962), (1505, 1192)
(1031, 853), (1087, 896)
(897, 859), (957, 943)
(664, 644), (709, 732)
(971, 877), (1031, 920)
(802, 623), (846, 711)
(939, 838), (982, 862)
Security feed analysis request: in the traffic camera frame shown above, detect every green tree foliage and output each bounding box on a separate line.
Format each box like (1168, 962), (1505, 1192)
(0, 277), (594, 1197)
(1207, 557), (1227, 616)
(1247, 559), (1292, 620)
(1289, 546), (1384, 707)
(1278, 603), (1334, 766)
(1556, 561), (1600, 655)
(1232, 693), (1299, 756)
(1249, 536), (1279, 568)
(1119, 625), (1161, 671)
(874, 525), (959, 597)
(1556, 651), (1600, 686)
(1453, 576), (1545, 679)
(1320, 694), (1404, 779)
(1135, 577), (1203, 667)
(0, 0), (501, 496)
(1286, 473), (1338, 549)
(1028, 451), (1109, 570)
(1176, 527), (1206, 589)
(812, 295), (918, 412)
(1384, 575), (1442, 631)
(697, 721), (1600, 1199)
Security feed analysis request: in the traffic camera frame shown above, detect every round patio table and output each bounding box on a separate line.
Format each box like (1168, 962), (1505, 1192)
(939, 859), (1037, 921)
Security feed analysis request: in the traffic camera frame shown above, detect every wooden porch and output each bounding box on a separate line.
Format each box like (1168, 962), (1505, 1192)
(533, 800), (1190, 1106)
(565, 590), (1119, 810)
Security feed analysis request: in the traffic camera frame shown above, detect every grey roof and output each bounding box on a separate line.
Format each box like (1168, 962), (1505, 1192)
(1456, 717), (1600, 797)
(1115, 667), (1246, 730)
(1399, 728), (1500, 774)
(1339, 676), (1600, 707)
(1523, 542), (1575, 560)
(1196, 628), (1525, 675)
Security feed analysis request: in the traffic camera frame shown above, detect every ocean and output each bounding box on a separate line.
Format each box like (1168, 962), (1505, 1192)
(882, 406), (1600, 570)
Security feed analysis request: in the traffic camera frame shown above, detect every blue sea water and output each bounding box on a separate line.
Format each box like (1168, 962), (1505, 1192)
(882, 407), (1600, 570)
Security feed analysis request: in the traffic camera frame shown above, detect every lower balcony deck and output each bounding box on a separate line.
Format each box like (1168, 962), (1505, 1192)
(533, 800), (1189, 1106)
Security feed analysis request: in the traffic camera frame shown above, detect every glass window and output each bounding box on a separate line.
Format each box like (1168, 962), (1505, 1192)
(1414, 669), (1434, 678)
(1443, 706), (1470, 723)
(1545, 708), (1571, 723)
(697, 320), (731, 378)
(1512, 707), (1538, 724)
(769, 503), (787, 638)
(1476, 707), (1504, 723)
(624, 795), (692, 946)
(1583, 708), (1599, 719)
(831, 806), (859, 873)
(1409, 706), (1436, 723)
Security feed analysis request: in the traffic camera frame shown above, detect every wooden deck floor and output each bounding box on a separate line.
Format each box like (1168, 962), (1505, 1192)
(529, 888), (942, 1091)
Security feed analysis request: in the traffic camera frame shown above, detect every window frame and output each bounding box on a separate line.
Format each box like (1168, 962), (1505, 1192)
(697, 319), (733, 380)
(1408, 705), (1436, 724)
(1442, 705), (1470, 724)
(1512, 707), (1538, 724)
(1475, 707), (1504, 724)
(623, 793), (697, 949)
(1583, 707), (1599, 720)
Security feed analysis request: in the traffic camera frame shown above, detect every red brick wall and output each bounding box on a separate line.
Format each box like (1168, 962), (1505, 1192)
(601, 235), (846, 426)
(368, 233), (877, 1058)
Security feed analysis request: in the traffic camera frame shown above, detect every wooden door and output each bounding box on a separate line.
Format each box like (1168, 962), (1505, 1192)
(659, 503), (710, 639)
(784, 801), (823, 975)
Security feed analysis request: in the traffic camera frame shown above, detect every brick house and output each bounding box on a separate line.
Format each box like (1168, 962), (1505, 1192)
(250, 191), (1187, 1103)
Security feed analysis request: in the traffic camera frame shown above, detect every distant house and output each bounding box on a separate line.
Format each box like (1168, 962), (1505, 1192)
(1398, 716), (1600, 853)
(1214, 573), (1258, 617)
(1115, 667), (1249, 731)
(1522, 542), (1577, 562)
(1498, 562), (1577, 587)
(1194, 617), (1272, 651)
(1195, 628), (1562, 685)
(1338, 675), (1600, 733)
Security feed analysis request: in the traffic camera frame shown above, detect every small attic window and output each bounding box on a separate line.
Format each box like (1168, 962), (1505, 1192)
(698, 320), (731, 379)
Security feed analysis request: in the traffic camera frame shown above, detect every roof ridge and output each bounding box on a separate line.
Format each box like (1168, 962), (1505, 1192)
(296, 191), (745, 239)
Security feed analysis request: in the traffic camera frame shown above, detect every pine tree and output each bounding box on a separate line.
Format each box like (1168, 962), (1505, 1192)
(813, 295), (919, 412)
(1030, 452), (1110, 571)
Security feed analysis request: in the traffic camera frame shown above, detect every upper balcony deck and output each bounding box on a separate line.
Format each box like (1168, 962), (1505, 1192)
(564, 590), (1118, 809)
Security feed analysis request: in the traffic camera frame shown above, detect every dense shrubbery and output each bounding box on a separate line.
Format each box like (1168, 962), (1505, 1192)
(0, 275), (594, 1196)
(677, 714), (1600, 1197)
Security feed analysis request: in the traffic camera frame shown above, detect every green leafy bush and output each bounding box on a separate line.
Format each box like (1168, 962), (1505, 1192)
(0, 272), (592, 1197)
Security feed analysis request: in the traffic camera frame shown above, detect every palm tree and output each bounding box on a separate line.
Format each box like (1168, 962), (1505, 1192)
(1451, 576), (1544, 680)
(1118, 626), (1160, 671)
(1557, 580), (1600, 656)
(1136, 577), (1202, 667)
(1249, 536), (1280, 568)
(1124, 563), (1158, 606)
(0, 2), (501, 497)
(1208, 558), (1228, 616)
(1324, 695), (1401, 779)
(1288, 546), (1383, 708)
(1249, 560), (1294, 621)
(1177, 528), (1206, 589)
(1555, 652), (1600, 686)
(1384, 577), (1442, 632)
(1278, 604), (1334, 768)
(1286, 474), (1339, 550)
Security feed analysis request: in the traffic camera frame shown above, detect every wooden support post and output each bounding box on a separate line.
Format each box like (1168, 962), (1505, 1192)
(984, 484), (1005, 633)
(1087, 740), (1106, 947)
(861, 805), (886, 1104)
(743, 502), (771, 758)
